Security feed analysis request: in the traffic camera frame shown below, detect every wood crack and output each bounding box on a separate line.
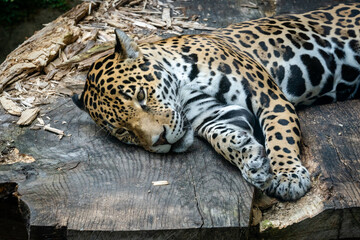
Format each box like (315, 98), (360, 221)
(327, 136), (357, 182)
(337, 209), (344, 239)
(0, 182), (31, 239)
(188, 165), (204, 228)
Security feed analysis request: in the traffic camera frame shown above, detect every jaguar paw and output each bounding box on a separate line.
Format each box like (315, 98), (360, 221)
(242, 156), (273, 190)
(265, 165), (311, 201)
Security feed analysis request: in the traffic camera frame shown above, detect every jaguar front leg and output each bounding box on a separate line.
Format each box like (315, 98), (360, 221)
(260, 101), (311, 201)
(181, 91), (273, 190)
(181, 69), (310, 200)
(243, 73), (311, 201)
(197, 108), (273, 190)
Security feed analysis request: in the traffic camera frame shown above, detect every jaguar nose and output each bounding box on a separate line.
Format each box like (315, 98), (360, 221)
(153, 126), (170, 146)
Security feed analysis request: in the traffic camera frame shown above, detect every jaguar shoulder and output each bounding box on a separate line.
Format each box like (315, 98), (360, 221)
(73, 3), (360, 201)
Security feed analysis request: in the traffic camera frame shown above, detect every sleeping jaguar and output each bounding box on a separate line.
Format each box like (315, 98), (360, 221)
(73, 3), (360, 201)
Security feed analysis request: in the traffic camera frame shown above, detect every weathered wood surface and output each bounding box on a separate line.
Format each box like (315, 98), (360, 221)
(0, 98), (253, 239)
(0, 1), (95, 93)
(275, 0), (357, 15)
(2, 99), (360, 240)
(1, 0), (360, 239)
(173, 0), (357, 29)
(255, 100), (360, 239)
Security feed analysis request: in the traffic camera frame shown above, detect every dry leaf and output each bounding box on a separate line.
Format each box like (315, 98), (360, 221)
(37, 117), (45, 125)
(137, 34), (163, 43)
(0, 148), (36, 165)
(36, 79), (49, 89)
(0, 96), (23, 116)
(44, 124), (65, 136)
(152, 180), (169, 186)
(0, 0), (215, 114)
(162, 7), (171, 28)
(17, 107), (40, 126)
(57, 87), (73, 96)
(22, 97), (35, 107)
(252, 207), (263, 226)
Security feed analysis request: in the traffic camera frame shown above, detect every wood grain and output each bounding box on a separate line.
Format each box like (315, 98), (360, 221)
(299, 100), (360, 210)
(275, 0), (357, 15)
(1, 0), (360, 239)
(0, 2), (95, 93)
(2, 99), (360, 239)
(258, 99), (360, 239)
(0, 98), (253, 239)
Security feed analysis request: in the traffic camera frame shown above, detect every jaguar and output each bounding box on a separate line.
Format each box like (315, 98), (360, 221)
(73, 3), (360, 201)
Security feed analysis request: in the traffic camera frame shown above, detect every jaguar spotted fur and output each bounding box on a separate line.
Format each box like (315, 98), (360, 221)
(73, 3), (360, 200)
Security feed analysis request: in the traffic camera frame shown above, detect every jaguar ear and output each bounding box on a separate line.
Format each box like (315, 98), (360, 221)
(115, 29), (140, 59)
(72, 93), (85, 110)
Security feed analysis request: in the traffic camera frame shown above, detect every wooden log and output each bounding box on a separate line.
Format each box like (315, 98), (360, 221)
(2, 99), (360, 240)
(0, 2), (97, 93)
(276, 0), (358, 15)
(0, 187), (29, 240)
(0, 98), (253, 239)
(1, 0), (360, 239)
(255, 100), (360, 239)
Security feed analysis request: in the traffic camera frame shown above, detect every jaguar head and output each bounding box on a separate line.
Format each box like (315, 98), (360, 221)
(73, 29), (193, 153)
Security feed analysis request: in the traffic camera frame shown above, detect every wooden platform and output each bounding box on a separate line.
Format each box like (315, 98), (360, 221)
(257, 99), (360, 239)
(0, 98), (253, 239)
(1, 98), (360, 240)
(0, 0), (360, 239)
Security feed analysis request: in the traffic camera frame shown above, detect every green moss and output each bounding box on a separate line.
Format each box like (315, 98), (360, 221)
(260, 219), (273, 231)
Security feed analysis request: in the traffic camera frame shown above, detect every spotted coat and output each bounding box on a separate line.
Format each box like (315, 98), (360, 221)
(73, 3), (360, 201)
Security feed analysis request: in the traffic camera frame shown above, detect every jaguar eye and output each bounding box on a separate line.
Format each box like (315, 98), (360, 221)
(137, 88), (146, 102)
(115, 128), (128, 136)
